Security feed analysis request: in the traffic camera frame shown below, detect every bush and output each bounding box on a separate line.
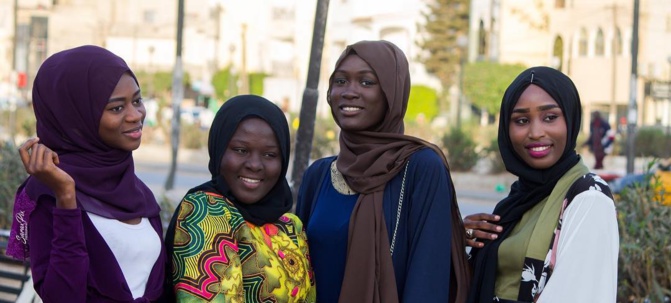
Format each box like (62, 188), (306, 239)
(407, 85), (439, 121)
(442, 127), (480, 172)
(632, 127), (671, 158)
(616, 162), (671, 302)
(484, 138), (506, 174)
(180, 123), (208, 150)
(0, 141), (28, 230)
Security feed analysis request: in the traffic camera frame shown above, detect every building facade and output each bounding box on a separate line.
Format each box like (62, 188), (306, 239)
(1, 0), (669, 128)
(470, 0), (671, 129)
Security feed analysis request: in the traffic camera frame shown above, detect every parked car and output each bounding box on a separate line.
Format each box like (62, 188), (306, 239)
(180, 106), (215, 129)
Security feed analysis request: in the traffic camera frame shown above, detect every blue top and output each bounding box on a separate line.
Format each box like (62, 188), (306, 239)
(296, 148), (455, 302)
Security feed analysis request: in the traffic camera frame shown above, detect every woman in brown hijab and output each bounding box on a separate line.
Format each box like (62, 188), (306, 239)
(296, 40), (470, 303)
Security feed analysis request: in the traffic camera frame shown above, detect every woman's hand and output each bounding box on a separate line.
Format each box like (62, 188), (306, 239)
(463, 213), (502, 248)
(19, 138), (76, 209)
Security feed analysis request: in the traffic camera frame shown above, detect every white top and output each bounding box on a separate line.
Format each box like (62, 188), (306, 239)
(88, 213), (161, 299)
(537, 189), (619, 303)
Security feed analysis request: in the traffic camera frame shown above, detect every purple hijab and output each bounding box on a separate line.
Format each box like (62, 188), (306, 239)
(7, 45), (159, 259)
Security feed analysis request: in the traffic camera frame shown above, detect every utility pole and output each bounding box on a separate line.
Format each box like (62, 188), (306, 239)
(626, 0), (639, 174)
(12, 0), (18, 70)
(240, 23), (249, 95)
(609, 3), (618, 127)
(165, 0), (185, 190)
(488, 0), (498, 62)
(290, 0), (330, 203)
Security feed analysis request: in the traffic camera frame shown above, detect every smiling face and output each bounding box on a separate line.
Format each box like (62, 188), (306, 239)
(509, 84), (567, 170)
(219, 117), (282, 204)
(329, 54), (388, 132)
(99, 73), (145, 151)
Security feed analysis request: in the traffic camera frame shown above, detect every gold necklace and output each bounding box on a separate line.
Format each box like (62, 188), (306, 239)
(330, 161), (356, 195)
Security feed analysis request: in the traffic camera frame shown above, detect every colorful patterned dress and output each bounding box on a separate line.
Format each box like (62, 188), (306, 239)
(170, 191), (315, 303)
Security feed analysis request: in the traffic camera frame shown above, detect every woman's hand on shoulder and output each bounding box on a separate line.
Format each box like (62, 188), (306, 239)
(19, 138), (76, 209)
(463, 213), (502, 248)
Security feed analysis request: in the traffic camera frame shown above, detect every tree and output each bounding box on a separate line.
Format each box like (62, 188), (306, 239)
(211, 69), (264, 102)
(290, 0), (330, 204)
(212, 67), (238, 101)
(417, 0), (470, 113)
(407, 85), (439, 121)
(248, 72), (267, 96)
(462, 61), (526, 116)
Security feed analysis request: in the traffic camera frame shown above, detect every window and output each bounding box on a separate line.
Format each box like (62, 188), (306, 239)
(478, 20), (488, 57)
(578, 28), (588, 56)
(595, 28), (605, 56)
(555, 0), (565, 8)
(613, 28), (622, 55)
(553, 36), (564, 70)
(143, 10), (156, 24)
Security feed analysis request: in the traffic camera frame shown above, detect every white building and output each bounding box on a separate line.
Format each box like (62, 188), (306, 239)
(2, 0), (669, 128)
(470, 0), (671, 129)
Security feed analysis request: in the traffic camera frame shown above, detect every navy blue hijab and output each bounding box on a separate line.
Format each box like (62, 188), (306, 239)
(468, 66), (582, 302)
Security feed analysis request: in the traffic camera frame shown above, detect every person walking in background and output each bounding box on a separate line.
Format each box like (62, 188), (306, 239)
(164, 95), (315, 302)
(7, 45), (166, 302)
(464, 67), (618, 302)
(584, 111), (611, 169)
(295, 40), (470, 303)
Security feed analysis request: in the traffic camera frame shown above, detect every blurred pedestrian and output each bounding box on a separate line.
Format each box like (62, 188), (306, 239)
(584, 111), (611, 169)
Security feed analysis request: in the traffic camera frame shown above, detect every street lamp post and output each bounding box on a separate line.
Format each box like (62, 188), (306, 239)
(456, 36), (468, 129)
(667, 56), (671, 134)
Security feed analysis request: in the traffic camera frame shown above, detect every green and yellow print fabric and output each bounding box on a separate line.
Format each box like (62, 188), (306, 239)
(171, 191), (315, 302)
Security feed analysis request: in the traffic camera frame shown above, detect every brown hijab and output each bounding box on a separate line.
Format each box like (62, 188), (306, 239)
(329, 40), (471, 303)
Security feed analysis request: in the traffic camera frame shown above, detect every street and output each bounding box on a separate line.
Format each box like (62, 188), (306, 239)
(134, 160), (500, 217)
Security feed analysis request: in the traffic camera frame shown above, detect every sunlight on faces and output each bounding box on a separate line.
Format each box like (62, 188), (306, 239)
(219, 118), (282, 204)
(99, 73), (146, 151)
(329, 54), (388, 132)
(509, 85), (567, 170)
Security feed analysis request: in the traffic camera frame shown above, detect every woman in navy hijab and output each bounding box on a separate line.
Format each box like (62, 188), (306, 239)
(7, 45), (165, 302)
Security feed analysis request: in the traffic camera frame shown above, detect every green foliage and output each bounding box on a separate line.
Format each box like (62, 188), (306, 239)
(0, 141), (27, 230)
(616, 161), (671, 302)
(463, 61), (527, 115)
(212, 67), (238, 101)
(159, 194), (176, 236)
(135, 71), (191, 98)
(407, 85), (439, 121)
(632, 127), (671, 158)
(417, 0), (470, 94)
(442, 127), (480, 171)
(180, 123), (208, 150)
(287, 114), (339, 161)
(484, 137), (506, 174)
(18, 106), (36, 137)
(1, 107), (36, 138)
(248, 72), (266, 96)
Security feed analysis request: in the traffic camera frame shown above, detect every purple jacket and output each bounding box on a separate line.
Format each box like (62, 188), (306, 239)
(28, 190), (166, 303)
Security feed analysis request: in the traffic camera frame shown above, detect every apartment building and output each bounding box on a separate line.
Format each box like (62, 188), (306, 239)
(1, 0), (669, 127)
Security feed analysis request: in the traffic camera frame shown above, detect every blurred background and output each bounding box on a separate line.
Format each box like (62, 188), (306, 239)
(0, 0), (670, 164)
(0, 0), (670, 301)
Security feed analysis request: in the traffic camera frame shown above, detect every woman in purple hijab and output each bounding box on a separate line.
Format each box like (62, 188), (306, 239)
(7, 45), (165, 302)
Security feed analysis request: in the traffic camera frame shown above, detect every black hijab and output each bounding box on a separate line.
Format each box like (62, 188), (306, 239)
(467, 66), (582, 302)
(188, 95), (293, 225)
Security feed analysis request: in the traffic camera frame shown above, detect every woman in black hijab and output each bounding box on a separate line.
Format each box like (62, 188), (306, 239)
(464, 67), (618, 302)
(164, 95), (315, 302)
